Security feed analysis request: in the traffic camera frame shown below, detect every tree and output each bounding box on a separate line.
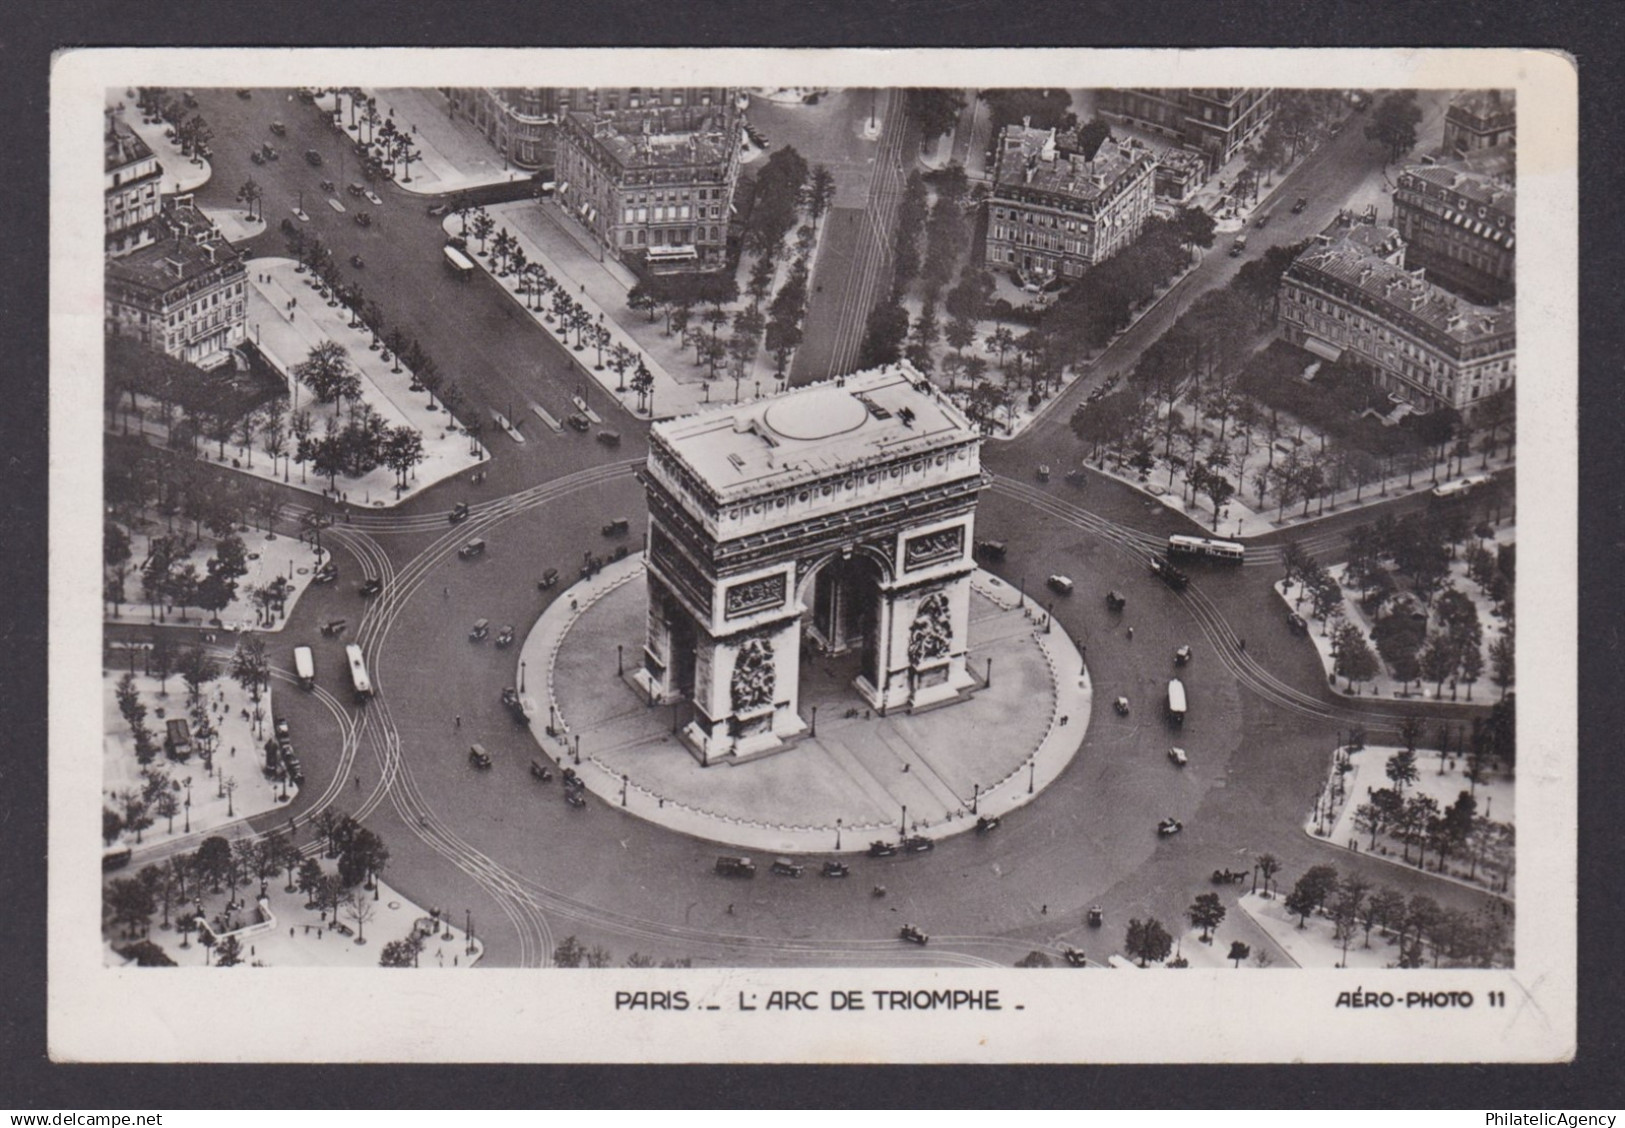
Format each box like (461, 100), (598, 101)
(116, 940), (178, 967)
(1123, 917), (1173, 967)
(1186, 892), (1226, 942)
(293, 340), (360, 414)
(1385, 749), (1419, 795)
(214, 934), (244, 967)
(553, 935), (585, 968)
(297, 857), (325, 906)
(195, 835), (233, 892)
(1365, 90), (1423, 163)
(1489, 630), (1515, 698)
(105, 877), (155, 938)
(1284, 865), (1339, 927)
(1333, 622), (1380, 689)
(906, 87), (966, 142)
(1418, 631), (1459, 699)
(1014, 950), (1053, 968)
(1254, 853), (1282, 898)
(379, 939), (418, 968)
(343, 888), (377, 943)
(229, 636), (270, 707)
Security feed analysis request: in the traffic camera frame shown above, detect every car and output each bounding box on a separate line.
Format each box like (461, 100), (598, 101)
(1157, 817), (1183, 836)
(495, 624), (515, 648)
(270, 121), (286, 136)
(313, 562), (339, 584)
(567, 413), (591, 433)
(1150, 556), (1188, 590)
(564, 790), (587, 809)
(1174, 644), (1192, 666)
(250, 151), (266, 165)
(537, 568), (560, 590)
(975, 539), (1007, 561)
(867, 840), (898, 858)
(715, 855), (756, 877)
(469, 618), (490, 642)
(236, 88), (252, 100)
(820, 861), (850, 878)
(183, 91), (199, 108)
(602, 518), (630, 537)
(319, 178), (337, 193)
(596, 430), (622, 447)
(1065, 468), (1088, 486)
(1105, 590), (1126, 611)
(458, 538), (486, 559)
(770, 858), (805, 877)
(449, 502), (470, 523)
(501, 686), (520, 710)
(274, 716), (290, 739)
(1254, 208), (1273, 228)
(427, 203), (450, 217)
(1036, 464), (1051, 482)
(305, 149), (323, 166)
(1047, 574), (1074, 596)
(1167, 747), (1189, 767)
(350, 254), (365, 269)
(1229, 235), (1248, 257)
(468, 744), (492, 769)
(1286, 612), (1309, 635)
(1087, 905), (1104, 927)
(354, 211), (372, 227)
(975, 815), (1001, 833)
(1292, 196), (1309, 214)
(348, 183), (366, 197)
(1061, 945), (1088, 967)
(899, 924), (929, 945)
(358, 577), (382, 597)
(1114, 696), (1131, 716)
(320, 618), (347, 637)
(610, 545), (630, 562)
(903, 835), (934, 854)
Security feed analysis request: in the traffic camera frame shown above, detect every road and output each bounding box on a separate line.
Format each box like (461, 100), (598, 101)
(107, 89), (1508, 969)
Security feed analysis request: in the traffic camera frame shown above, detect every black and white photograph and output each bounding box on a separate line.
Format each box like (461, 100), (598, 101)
(49, 46), (1578, 1064)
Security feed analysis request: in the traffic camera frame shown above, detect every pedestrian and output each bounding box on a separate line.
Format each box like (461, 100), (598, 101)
(230, 745), (236, 757)
(318, 929), (323, 939)
(727, 904), (734, 915)
(455, 715), (461, 729)
(290, 927), (295, 938)
(443, 585), (449, 598)
(1127, 626), (1135, 640)
(1042, 904), (1048, 915)
(304, 925), (310, 935)
(1238, 638), (1246, 652)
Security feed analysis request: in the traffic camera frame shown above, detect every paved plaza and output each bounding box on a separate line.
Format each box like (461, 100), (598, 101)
(520, 556), (1092, 854)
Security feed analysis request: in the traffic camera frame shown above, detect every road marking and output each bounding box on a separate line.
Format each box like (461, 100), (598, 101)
(327, 197), (346, 213)
(529, 402), (562, 433)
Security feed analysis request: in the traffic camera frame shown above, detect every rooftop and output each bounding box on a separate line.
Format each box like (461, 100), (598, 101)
(1401, 158), (1516, 218)
(1291, 225), (1514, 346)
(992, 124), (1155, 207)
(106, 208), (242, 294)
(1448, 89), (1516, 125)
(652, 365), (979, 503)
(569, 104), (737, 172)
(105, 115), (155, 173)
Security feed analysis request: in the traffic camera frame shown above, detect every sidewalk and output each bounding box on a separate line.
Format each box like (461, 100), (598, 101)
(451, 203), (780, 422)
(234, 256), (486, 506)
(514, 555), (1093, 854)
(317, 89), (521, 197)
(108, 100), (212, 196)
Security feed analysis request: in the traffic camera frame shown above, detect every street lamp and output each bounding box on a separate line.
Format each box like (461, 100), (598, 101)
(183, 777), (192, 833)
(1028, 761), (1036, 794)
(520, 660), (527, 694)
(835, 818), (842, 850)
(810, 706), (817, 738)
(621, 774), (629, 807)
(972, 782), (980, 815)
(465, 909), (474, 955)
(617, 644), (624, 678)
(900, 804), (907, 836)
(573, 734), (580, 765)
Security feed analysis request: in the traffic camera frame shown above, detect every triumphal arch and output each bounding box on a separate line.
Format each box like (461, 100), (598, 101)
(637, 363), (987, 764)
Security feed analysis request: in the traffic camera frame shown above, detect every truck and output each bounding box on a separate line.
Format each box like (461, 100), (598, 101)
(293, 645), (316, 690)
(1167, 678), (1187, 725)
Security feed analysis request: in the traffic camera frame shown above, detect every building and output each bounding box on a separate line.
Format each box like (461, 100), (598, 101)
(1392, 158), (1515, 303)
(444, 86), (736, 174)
(984, 124), (1157, 283)
(639, 363), (986, 763)
(555, 100), (743, 273)
(104, 198), (247, 371)
(1278, 222), (1515, 418)
(1096, 88), (1275, 175)
(105, 110), (163, 258)
(1443, 90), (1515, 157)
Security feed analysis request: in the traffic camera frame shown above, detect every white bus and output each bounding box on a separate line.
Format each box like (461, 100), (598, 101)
(443, 244), (474, 279)
(1167, 678), (1187, 724)
(1431, 474), (1490, 499)
(293, 645), (316, 690)
(1167, 535), (1245, 563)
(345, 643), (372, 703)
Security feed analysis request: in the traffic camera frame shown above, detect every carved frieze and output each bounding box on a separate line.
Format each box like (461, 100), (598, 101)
(903, 525), (965, 571)
(724, 573), (787, 619)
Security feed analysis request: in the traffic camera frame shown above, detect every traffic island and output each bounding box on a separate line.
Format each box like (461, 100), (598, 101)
(517, 556), (1092, 855)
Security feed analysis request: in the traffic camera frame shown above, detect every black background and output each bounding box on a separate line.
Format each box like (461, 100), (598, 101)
(3, 0), (1619, 1110)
